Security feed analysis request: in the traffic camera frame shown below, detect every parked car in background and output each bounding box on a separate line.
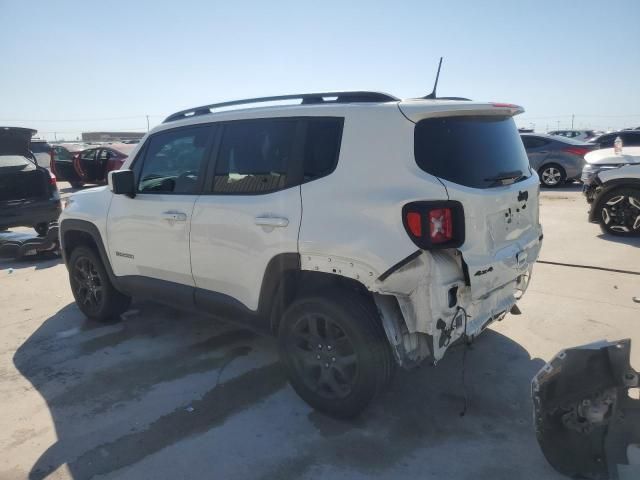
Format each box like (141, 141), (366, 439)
(588, 130), (640, 149)
(548, 129), (597, 141)
(71, 143), (135, 188)
(50, 143), (89, 188)
(521, 133), (596, 187)
(582, 147), (640, 201)
(29, 139), (53, 168)
(0, 127), (61, 236)
(582, 148), (640, 236)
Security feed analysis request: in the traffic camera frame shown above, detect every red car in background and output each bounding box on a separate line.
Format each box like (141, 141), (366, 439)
(51, 143), (135, 188)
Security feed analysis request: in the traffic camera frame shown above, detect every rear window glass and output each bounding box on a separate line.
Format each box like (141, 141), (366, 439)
(414, 116), (531, 189)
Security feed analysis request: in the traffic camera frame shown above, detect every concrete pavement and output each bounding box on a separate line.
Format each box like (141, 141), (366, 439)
(0, 184), (638, 480)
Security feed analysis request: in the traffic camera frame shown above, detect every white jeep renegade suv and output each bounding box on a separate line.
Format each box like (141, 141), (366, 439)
(59, 91), (542, 417)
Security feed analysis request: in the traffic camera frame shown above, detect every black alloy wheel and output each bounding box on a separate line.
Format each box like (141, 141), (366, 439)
(286, 313), (358, 400)
(598, 188), (640, 236)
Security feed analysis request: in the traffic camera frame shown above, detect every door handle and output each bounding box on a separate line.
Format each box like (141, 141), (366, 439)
(254, 216), (289, 227)
(162, 211), (187, 222)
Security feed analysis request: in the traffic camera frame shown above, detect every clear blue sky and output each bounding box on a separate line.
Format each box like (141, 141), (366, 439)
(1, 0), (639, 140)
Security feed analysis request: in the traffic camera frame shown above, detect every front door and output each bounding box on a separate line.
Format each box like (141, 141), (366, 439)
(107, 125), (215, 305)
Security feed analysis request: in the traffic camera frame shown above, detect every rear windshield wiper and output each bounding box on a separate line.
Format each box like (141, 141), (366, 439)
(484, 170), (524, 186)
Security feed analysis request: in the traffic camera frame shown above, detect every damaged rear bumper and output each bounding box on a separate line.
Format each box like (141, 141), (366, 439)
(532, 339), (640, 480)
(374, 243), (537, 366)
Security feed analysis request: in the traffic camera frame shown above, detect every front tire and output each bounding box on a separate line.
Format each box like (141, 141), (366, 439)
(68, 246), (131, 321)
(596, 187), (640, 236)
(278, 289), (394, 418)
(539, 164), (566, 188)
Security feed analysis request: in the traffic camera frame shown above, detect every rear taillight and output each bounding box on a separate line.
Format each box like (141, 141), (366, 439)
(402, 201), (465, 249)
(563, 147), (590, 157)
(428, 208), (453, 243)
(49, 171), (57, 186)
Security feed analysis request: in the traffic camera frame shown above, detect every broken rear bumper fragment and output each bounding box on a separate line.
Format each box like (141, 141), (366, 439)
(532, 339), (640, 480)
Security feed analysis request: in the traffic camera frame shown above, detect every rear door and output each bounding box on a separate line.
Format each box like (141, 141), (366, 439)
(107, 125), (215, 305)
(414, 115), (542, 300)
(190, 118), (303, 312)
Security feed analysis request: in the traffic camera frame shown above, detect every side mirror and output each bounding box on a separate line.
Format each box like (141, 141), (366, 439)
(109, 169), (136, 198)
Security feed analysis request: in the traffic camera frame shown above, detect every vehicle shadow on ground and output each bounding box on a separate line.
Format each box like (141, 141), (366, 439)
(541, 183), (582, 193)
(597, 233), (640, 247)
(14, 303), (550, 480)
(0, 253), (62, 272)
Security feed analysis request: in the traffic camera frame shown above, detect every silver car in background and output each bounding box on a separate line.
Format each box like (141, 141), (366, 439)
(521, 133), (596, 187)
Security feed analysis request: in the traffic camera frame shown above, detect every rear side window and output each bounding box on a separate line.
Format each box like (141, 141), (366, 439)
(621, 132), (640, 145)
(414, 116), (531, 189)
(53, 146), (72, 161)
(303, 118), (343, 181)
(521, 136), (549, 149)
(30, 142), (50, 153)
(213, 120), (296, 194)
(138, 126), (212, 194)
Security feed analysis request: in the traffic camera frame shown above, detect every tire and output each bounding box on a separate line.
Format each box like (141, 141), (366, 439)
(278, 289), (394, 418)
(538, 164), (566, 188)
(70, 181), (83, 189)
(596, 187), (640, 237)
(34, 223), (49, 237)
(68, 246), (131, 321)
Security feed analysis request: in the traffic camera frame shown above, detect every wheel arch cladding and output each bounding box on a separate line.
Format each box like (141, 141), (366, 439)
(59, 219), (120, 290)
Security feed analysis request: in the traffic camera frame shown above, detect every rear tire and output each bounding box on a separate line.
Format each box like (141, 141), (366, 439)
(68, 246), (131, 321)
(278, 289), (394, 418)
(596, 187), (640, 237)
(34, 223), (49, 237)
(538, 164), (566, 188)
(70, 181), (83, 189)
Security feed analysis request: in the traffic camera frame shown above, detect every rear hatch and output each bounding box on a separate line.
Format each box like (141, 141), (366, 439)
(406, 104), (542, 300)
(0, 156), (50, 203)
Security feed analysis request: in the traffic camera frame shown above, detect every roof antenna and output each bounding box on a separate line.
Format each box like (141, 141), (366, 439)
(423, 57), (443, 99)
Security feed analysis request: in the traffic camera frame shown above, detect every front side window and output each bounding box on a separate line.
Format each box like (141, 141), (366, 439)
(213, 120), (296, 194)
(138, 126), (211, 194)
(80, 149), (97, 161)
(414, 115), (531, 189)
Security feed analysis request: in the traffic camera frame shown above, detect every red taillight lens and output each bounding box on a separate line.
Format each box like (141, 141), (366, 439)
(49, 172), (57, 186)
(563, 147), (590, 157)
(402, 201), (464, 249)
(428, 208), (453, 243)
(406, 212), (422, 237)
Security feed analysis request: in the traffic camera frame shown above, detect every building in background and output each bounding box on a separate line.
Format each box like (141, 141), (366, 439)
(81, 131), (144, 142)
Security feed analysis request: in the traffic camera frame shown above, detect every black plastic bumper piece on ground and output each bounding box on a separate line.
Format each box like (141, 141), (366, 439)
(0, 223), (60, 259)
(532, 339), (640, 480)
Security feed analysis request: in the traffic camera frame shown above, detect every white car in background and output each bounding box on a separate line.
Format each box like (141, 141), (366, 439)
(548, 129), (598, 141)
(582, 147), (640, 236)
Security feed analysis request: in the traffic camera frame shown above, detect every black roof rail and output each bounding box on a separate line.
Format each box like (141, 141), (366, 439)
(163, 91), (399, 123)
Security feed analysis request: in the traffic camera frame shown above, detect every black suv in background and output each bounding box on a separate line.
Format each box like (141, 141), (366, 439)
(0, 127), (61, 236)
(589, 130), (640, 149)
